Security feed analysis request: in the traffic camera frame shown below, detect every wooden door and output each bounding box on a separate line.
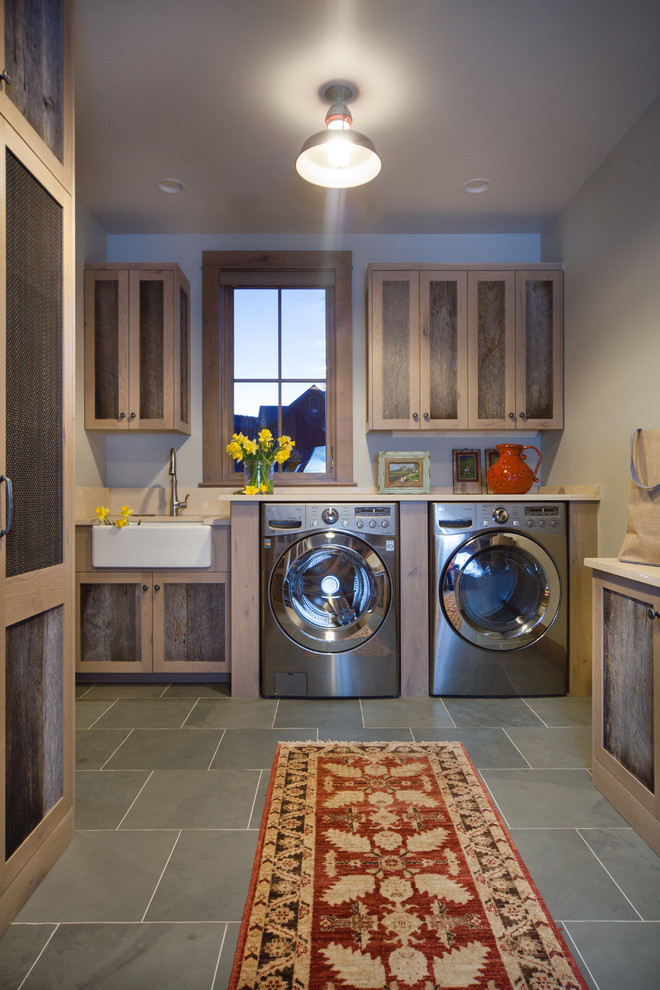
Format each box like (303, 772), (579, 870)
(369, 270), (421, 430)
(152, 573), (230, 675)
(467, 271), (516, 429)
(129, 269), (175, 430)
(76, 571), (153, 675)
(419, 271), (468, 429)
(0, 118), (74, 932)
(515, 270), (563, 429)
(84, 268), (131, 429)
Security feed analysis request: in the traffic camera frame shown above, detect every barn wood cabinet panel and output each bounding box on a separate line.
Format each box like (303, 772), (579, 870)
(367, 265), (563, 432)
(84, 263), (191, 434)
(75, 526), (230, 676)
(0, 0), (73, 191)
(590, 566), (660, 856)
(1, 0), (74, 936)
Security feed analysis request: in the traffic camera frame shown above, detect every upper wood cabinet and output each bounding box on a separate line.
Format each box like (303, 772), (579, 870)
(0, 0), (73, 192)
(368, 269), (468, 430)
(84, 263), (191, 434)
(368, 265), (563, 431)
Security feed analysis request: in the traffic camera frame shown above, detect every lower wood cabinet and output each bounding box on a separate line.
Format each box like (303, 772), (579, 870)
(587, 560), (660, 855)
(75, 524), (230, 677)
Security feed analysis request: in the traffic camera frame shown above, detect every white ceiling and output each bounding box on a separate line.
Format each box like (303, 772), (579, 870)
(73, 0), (660, 236)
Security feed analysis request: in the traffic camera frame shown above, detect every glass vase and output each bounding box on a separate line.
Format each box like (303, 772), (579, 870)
(243, 459), (274, 494)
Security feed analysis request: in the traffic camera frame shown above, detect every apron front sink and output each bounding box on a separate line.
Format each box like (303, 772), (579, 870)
(91, 522), (212, 568)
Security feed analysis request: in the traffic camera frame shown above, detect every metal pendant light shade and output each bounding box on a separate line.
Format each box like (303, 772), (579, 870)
(296, 83), (381, 189)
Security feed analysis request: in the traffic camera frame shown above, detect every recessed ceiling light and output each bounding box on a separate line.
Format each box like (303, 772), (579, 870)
(156, 178), (184, 194)
(463, 178), (491, 194)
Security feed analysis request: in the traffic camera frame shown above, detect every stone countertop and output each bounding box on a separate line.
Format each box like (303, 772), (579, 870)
(223, 485), (601, 503)
(76, 515), (230, 526)
(585, 556), (660, 586)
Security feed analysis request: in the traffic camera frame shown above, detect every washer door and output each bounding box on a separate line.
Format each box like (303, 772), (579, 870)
(441, 531), (561, 651)
(269, 533), (391, 653)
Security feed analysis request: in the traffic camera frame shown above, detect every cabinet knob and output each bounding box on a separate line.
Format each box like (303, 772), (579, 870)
(519, 411), (527, 420)
(142, 585), (149, 591)
(423, 412), (430, 421)
(412, 412), (419, 422)
(509, 412), (516, 420)
(119, 412), (126, 419)
(647, 608), (659, 620)
(154, 584), (161, 591)
(130, 412), (136, 419)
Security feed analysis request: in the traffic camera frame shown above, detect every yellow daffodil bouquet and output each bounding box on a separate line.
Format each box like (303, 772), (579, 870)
(226, 429), (295, 494)
(95, 505), (140, 527)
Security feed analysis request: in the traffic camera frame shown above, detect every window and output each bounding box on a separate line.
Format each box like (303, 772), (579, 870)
(202, 251), (353, 485)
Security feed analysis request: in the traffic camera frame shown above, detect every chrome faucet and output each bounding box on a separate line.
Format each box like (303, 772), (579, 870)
(168, 447), (189, 516)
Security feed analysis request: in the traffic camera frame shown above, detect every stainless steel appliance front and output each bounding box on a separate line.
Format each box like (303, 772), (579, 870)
(430, 502), (568, 696)
(261, 503), (399, 697)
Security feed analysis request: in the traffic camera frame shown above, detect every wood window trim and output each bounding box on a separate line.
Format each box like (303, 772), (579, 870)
(201, 250), (354, 486)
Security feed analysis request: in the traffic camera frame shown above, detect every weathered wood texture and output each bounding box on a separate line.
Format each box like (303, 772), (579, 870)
(5, 606), (64, 859)
(4, 0), (64, 161)
(602, 588), (654, 791)
(138, 279), (164, 420)
(163, 582), (226, 664)
(79, 582), (143, 664)
(93, 279), (120, 419)
(428, 280), (458, 419)
(523, 279), (554, 420)
(475, 279), (507, 420)
(381, 279), (412, 422)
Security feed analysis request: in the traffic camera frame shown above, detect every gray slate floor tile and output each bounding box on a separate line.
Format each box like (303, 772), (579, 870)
(481, 768), (630, 828)
(210, 728), (313, 769)
(0, 924), (56, 989)
(505, 726), (593, 768)
(411, 727), (529, 768)
(510, 827), (640, 920)
(15, 831), (179, 923)
(578, 827), (660, 919)
(362, 697), (454, 727)
(274, 698), (363, 729)
(75, 727), (131, 768)
(145, 829), (259, 922)
(104, 727), (225, 770)
(442, 697), (546, 727)
(563, 921), (660, 990)
(19, 922), (225, 990)
(525, 695), (593, 726)
(93, 698), (198, 729)
(119, 769), (261, 829)
(75, 769), (150, 829)
(185, 698), (278, 728)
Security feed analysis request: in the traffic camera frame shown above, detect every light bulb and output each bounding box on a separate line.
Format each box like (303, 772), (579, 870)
(327, 134), (351, 169)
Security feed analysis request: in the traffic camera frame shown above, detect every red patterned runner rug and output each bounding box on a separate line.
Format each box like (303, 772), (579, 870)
(229, 741), (588, 990)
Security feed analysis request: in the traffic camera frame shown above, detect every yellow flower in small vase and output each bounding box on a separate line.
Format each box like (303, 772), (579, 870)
(226, 430), (295, 494)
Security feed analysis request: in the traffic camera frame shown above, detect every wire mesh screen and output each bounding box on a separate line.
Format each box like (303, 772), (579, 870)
(5, 150), (64, 577)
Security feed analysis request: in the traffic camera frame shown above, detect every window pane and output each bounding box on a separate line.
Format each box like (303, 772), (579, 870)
(234, 381), (279, 435)
(281, 382), (326, 473)
(281, 289), (326, 379)
(234, 289), (278, 379)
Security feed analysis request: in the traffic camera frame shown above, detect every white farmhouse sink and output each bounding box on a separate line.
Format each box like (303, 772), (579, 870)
(91, 523), (212, 569)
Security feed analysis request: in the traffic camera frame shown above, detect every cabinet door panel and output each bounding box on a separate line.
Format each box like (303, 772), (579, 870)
(370, 272), (420, 429)
(153, 573), (229, 674)
(467, 272), (516, 429)
(602, 587), (654, 792)
(76, 573), (152, 674)
(516, 271), (563, 429)
(174, 273), (191, 432)
(130, 270), (174, 429)
(420, 272), (467, 428)
(84, 270), (130, 429)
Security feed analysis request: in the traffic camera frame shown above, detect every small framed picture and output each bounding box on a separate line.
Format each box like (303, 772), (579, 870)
(378, 451), (431, 493)
(452, 448), (482, 494)
(485, 448), (500, 493)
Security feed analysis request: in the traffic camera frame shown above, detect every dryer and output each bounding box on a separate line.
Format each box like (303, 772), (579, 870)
(430, 502), (568, 696)
(261, 503), (399, 698)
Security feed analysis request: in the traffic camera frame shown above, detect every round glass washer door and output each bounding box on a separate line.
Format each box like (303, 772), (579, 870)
(269, 533), (391, 653)
(440, 531), (561, 652)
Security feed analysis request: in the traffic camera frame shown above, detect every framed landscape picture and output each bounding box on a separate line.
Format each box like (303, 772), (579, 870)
(378, 451), (430, 493)
(452, 448), (482, 494)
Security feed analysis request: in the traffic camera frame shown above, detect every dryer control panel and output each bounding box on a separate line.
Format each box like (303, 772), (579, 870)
(263, 503), (397, 537)
(432, 502), (565, 536)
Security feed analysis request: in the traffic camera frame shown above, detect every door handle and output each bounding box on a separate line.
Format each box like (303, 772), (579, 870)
(0, 474), (12, 537)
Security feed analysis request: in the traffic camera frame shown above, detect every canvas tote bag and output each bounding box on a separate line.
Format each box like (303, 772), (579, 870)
(618, 428), (660, 565)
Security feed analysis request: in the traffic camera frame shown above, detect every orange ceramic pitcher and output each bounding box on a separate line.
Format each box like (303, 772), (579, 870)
(487, 443), (541, 495)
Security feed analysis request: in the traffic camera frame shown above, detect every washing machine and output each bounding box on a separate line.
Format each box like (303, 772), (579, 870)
(261, 502), (399, 698)
(430, 502), (568, 696)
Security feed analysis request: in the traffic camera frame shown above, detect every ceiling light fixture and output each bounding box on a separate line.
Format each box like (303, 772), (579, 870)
(296, 83), (381, 189)
(463, 178), (491, 194)
(156, 178), (184, 194)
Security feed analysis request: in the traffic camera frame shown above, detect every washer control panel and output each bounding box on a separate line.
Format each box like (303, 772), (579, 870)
(263, 503), (397, 537)
(432, 502), (565, 536)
